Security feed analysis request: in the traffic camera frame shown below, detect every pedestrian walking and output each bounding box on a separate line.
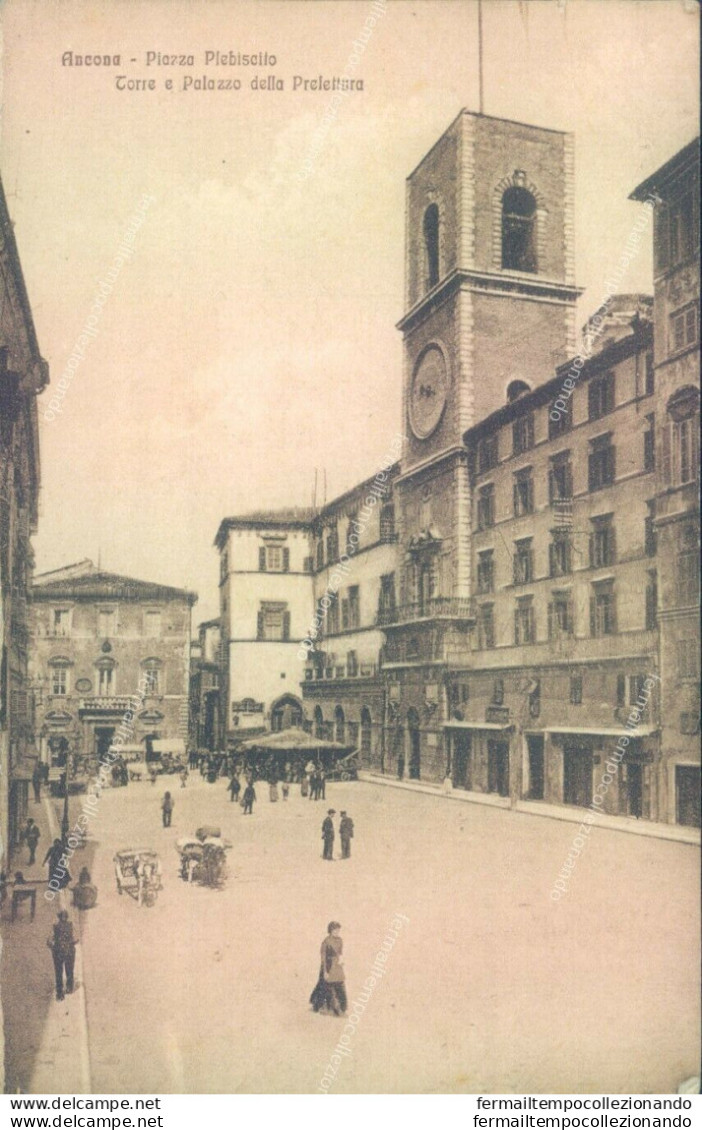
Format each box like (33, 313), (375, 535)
(269, 780), (279, 803)
(228, 774), (241, 803)
(301, 773), (309, 798)
(321, 809), (336, 861)
(339, 811), (354, 859)
(47, 910), (78, 1001)
(43, 838), (69, 888)
(310, 922), (346, 1016)
(32, 762), (42, 803)
(319, 770), (326, 800)
(161, 791), (174, 828)
(242, 782), (256, 815)
(21, 818), (41, 865)
(397, 753), (405, 780)
(281, 780), (290, 801)
(180, 767), (189, 788)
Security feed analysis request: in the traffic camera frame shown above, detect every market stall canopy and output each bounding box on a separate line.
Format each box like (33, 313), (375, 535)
(238, 727), (353, 753)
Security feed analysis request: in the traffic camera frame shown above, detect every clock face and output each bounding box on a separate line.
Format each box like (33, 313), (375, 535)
(409, 346), (448, 439)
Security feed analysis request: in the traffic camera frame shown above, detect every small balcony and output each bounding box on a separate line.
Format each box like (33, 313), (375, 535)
(79, 696), (133, 715)
(379, 597), (475, 627)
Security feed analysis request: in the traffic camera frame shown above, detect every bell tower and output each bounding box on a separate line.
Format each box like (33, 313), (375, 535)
(395, 110), (581, 603)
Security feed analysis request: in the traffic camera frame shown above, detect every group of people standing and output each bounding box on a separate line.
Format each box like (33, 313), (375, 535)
(321, 809), (354, 861)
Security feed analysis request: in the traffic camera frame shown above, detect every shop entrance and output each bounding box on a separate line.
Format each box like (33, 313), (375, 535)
(452, 732), (472, 790)
(527, 735), (544, 799)
(487, 740), (510, 797)
(407, 709), (421, 780)
(626, 762), (643, 818)
(563, 742), (592, 807)
(676, 766), (701, 827)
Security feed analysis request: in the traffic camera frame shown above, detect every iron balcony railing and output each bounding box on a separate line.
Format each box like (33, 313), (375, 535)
(378, 597), (475, 626)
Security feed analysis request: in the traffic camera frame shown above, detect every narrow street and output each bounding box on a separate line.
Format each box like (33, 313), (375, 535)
(4, 776), (699, 1094)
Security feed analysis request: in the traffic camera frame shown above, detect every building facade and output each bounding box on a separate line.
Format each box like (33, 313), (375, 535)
(30, 560), (196, 767)
(0, 175), (49, 854)
(302, 467), (401, 769)
(457, 300), (661, 817)
(631, 141), (701, 827)
(213, 116), (699, 826)
(189, 618), (222, 751)
(215, 512), (314, 742)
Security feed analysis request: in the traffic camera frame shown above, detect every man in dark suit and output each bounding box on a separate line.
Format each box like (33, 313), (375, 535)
(47, 910), (78, 1001)
(321, 809), (336, 860)
(339, 811), (354, 859)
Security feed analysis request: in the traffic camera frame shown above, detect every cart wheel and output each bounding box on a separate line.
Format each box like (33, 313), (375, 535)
(341, 771), (350, 782)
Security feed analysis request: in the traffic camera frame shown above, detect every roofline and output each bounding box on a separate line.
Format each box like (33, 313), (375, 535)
(215, 516), (312, 548)
(462, 320), (653, 444)
(406, 108), (571, 182)
(215, 460), (402, 546)
(31, 569), (198, 605)
(198, 617), (221, 629)
(314, 460), (401, 523)
(629, 138), (700, 201)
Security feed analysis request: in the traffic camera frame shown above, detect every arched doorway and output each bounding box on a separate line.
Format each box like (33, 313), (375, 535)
(270, 694), (303, 733)
(334, 705), (345, 744)
(407, 708), (421, 780)
(313, 706), (324, 739)
(360, 707), (372, 766)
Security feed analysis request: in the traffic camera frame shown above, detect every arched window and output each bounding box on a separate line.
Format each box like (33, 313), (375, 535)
(271, 694), (303, 732)
(314, 706), (324, 739)
(360, 707), (372, 764)
(424, 203), (440, 290)
(502, 187), (537, 272)
(334, 705), (345, 744)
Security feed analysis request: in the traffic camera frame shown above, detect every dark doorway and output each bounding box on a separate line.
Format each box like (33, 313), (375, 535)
(676, 766), (701, 827)
(95, 727), (115, 759)
(563, 743), (592, 807)
(487, 740), (510, 797)
(407, 710), (421, 779)
(527, 735), (544, 799)
(626, 762), (643, 818)
(453, 732), (472, 790)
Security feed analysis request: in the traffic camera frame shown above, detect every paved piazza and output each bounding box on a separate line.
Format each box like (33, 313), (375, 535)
(4, 775), (699, 1094)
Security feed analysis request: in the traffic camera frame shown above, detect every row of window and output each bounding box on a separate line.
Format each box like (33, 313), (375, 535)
(477, 365), (656, 475)
(477, 514), (649, 592)
(314, 506), (396, 571)
(451, 672), (656, 710)
(48, 660), (164, 697)
(47, 608), (163, 638)
(477, 431), (654, 529)
(476, 573), (660, 649)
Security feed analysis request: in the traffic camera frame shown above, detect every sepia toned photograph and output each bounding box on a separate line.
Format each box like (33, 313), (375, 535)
(0, 0), (699, 1101)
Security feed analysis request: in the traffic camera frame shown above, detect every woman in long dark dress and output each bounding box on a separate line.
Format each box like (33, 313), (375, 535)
(310, 922), (346, 1015)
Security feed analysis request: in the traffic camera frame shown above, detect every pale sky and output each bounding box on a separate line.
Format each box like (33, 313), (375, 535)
(0, 0), (698, 622)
